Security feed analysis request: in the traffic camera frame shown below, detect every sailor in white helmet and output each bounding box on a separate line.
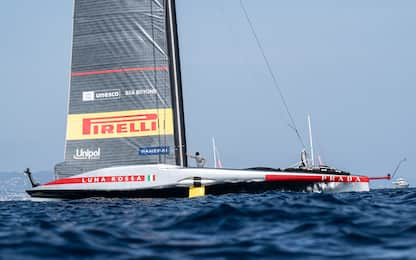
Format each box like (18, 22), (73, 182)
(187, 152), (206, 168)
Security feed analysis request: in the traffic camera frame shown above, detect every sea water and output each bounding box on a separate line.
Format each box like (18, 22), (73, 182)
(0, 172), (415, 259)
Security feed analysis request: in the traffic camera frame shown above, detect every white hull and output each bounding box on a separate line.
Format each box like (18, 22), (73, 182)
(393, 184), (409, 189)
(393, 183), (410, 189)
(392, 178), (409, 189)
(27, 164), (370, 199)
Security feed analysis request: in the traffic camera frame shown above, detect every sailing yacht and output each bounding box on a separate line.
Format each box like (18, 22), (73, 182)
(392, 178), (409, 189)
(390, 158), (409, 189)
(26, 0), (384, 199)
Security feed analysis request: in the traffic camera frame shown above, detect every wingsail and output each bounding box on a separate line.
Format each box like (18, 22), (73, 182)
(55, 0), (187, 179)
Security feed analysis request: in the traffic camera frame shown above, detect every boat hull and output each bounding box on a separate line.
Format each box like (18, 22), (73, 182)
(393, 184), (409, 189)
(392, 178), (409, 189)
(26, 164), (370, 199)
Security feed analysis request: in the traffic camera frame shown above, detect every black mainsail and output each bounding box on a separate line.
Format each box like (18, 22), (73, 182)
(55, 0), (187, 179)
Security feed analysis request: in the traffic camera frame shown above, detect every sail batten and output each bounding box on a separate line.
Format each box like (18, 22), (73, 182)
(71, 66), (168, 77)
(56, 0), (185, 179)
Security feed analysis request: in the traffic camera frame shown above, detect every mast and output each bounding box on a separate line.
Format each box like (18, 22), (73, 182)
(212, 137), (217, 168)
(308, 114), (315, 166)
(166, 0), (188, 167)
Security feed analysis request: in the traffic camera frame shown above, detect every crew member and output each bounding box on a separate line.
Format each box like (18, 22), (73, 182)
(300, 149), (308, 168)
(188, 152), (206, 168)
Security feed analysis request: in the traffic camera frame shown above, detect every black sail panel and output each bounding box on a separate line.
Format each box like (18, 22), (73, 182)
(56, 0), (185, 179)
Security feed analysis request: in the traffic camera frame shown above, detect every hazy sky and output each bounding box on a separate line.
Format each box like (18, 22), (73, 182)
(1, 1), (415, 186)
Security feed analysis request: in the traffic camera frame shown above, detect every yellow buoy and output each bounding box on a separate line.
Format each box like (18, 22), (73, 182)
(189, 185), (205, 198)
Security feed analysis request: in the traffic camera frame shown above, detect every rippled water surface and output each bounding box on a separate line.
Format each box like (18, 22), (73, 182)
(0, 173), (415, 259)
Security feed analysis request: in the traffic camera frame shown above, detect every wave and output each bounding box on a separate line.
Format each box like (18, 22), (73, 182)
(0, 180), (415, 259)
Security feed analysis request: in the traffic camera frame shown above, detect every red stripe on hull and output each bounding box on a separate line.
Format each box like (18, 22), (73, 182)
(71, 66), (168, 77)
(265, 175), (369, 183)
(369, 176), (391, 180)
(45, 175), (148, 186)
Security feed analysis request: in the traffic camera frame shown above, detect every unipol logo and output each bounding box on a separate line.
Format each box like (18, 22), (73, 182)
(82, 113), (158, 137)
(73, 148), (101, 160)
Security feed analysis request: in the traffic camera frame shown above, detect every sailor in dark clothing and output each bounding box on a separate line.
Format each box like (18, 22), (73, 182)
(300, 149), (308, 168)
(187, 152), (206, 168)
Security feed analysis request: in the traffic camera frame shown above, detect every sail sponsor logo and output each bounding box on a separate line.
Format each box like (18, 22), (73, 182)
(125, 89), (158, 96)
(73, 148), (101, 160)
(82, 89), (121, 102)
(82, 91), (95, 101)
(66, 109), (174, 140)
(82, 113), (157, 136)
(82, 89), (156, 102)
(72, 148), (101, 160)
(139, 146), (170, 156)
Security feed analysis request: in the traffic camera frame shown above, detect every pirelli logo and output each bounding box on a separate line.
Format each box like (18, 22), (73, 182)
(66, 109), (174, 140)
(82, 114), (157, 135)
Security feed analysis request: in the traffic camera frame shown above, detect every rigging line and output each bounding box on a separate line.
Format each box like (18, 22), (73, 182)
(239, 0), (306, 149)
(391, 158), (407, 179)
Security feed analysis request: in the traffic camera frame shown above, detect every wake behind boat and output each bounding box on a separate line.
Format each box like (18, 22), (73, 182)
(25, 0), (388, 199)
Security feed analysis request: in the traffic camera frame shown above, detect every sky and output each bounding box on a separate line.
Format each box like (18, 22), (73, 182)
(1, 0), (415, 186)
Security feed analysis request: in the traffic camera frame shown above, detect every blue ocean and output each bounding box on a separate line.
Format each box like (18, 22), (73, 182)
(0, 172), (415, 259)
